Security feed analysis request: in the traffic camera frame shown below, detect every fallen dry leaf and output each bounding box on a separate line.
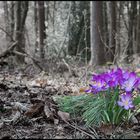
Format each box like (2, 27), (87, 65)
(44, 104), (54, 120)
(58, 111), (70, 122)
(27, 78), (47, 88)
(99, 124), (115, 136)
(11, 102), (28, 112)
(24, 103), (44, 118)
(36, 79), (48, 88)
(2, 109), (21, 124)
(54, 119), (59, 125)
(79, 87), (88, 93)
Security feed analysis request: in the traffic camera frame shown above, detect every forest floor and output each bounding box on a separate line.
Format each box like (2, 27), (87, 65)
(0, 61), (140, 139)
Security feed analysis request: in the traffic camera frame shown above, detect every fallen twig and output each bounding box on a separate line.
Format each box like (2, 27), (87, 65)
(64, 120), (97, 139)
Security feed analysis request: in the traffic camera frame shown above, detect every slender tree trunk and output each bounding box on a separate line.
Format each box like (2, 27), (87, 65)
(34, 1), (38, 53)
(68, 1), (76, 56)
(9, 1), (15, 38)
(108, 1), (116, 62)
(132, 1), (137, 54)
(136, 1), (140, 54)
(103, 2), (108, 47)
(38, 1), (46, 60)
(45, 1), (49, 53)
(14, 1), (29, 65)
(53, 1), (55, 33)
(116, 1), (122, 61)
(90, 1), (105, 65)
(45, 1), (49, 22)
(3, 1), (11, 43)
(21, 2), (29, 32)
(127, 1), (137, 56)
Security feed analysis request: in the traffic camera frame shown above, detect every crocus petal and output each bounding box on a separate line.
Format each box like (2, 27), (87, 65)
(123, 71), (129, 80)
(124, 105), (129, 110)
(85, 89), (91, 93)
(128, 72), (137, 84)
(125, 92), (132, 99)
(117, 101), (124, 107)
(129, 103), (134, 108)
(120, 94), (127, 102)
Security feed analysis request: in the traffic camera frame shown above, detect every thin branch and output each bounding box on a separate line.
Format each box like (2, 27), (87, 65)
(0, 41), (17, 58)
(0, 26), (14, 41)
(64, 120), (97, 139)
(13, 50), (43, 71)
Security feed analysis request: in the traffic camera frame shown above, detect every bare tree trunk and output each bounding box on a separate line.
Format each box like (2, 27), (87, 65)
(9, 1), (15, 38)
(53, 1), (55, 33)
(45, 1), (49, 22)
(108, 1), (116, 62)
(132, 1), (137, 54)
(103, 2), (108, 47)
(116, 1), (122, 61)
(14, 1), (29, 65)
(90, 1), (105, 66)
(3, 1), (11, 43)
(34, 1), (38, 54)
(136, 1), (140, 54)
(45, 1), (49, 53)
(38, 1), (46, 60)
(127, 1), (137, 56)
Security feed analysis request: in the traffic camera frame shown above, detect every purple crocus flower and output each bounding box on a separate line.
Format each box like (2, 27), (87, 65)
(85, 84), (96, 93)
(117, 92), (134, 110)
(85, 67), (140, 94)
(121, 72), (139, 92)
(85, 74), (109, 93)
(122, 70), (130, 80)
(91, 80), (107, 92)
(105, 68), (123, 88)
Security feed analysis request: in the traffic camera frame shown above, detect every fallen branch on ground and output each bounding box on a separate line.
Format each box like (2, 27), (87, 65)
(0, 41), (17, 59)
(13, 50), (43, 71)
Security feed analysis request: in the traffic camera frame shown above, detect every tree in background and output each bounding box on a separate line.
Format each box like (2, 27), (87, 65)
(14, 1), (29, 65)
(3, 1), (10, 43)
(34, 1), (38, 54)
(68, 1), (90, 60)
(9, 1), (15, 39)
(38, 1), (46, 60)
(108, 1), (116, 63)
(127, 1), (137, 57)
(136, 1), (140, 54)
(90, 1), (105, 66)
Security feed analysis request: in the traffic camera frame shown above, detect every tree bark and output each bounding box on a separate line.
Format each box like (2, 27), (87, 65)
(34, 1), (38, 53)
(103, 2), (108, 47)
(108, 1), (116, 62)
(38, 1), (46, 60)
(90, 1), (105, 65)
(9, 1), (15, 38)
(3, 1), (11, 43)
(136, 1), (140, 54)
(14, 1), (29, 65)
(127, 1), (137, 56)
(116, 1), (122, 61)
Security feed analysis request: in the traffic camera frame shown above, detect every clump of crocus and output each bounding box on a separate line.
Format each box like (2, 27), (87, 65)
(84, 68), (140, 124)
(86, 68), (140, 110)
(56, 68), (140, 127)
